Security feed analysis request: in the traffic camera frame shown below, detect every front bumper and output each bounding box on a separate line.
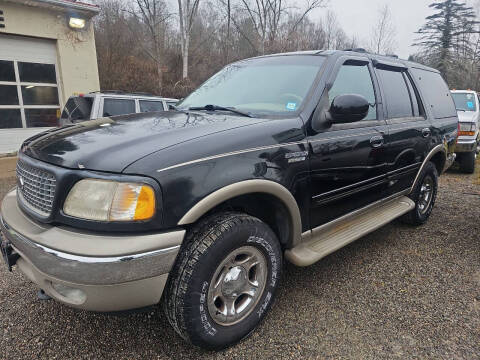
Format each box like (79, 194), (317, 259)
(0, 189), (185, 311)
(455, 138), (478, 153)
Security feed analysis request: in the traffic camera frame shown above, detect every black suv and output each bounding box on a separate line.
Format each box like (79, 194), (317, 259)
(0, 50), (457, 350)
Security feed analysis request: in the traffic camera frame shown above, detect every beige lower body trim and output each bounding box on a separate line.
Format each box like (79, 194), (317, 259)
(17, 257), (168, 312)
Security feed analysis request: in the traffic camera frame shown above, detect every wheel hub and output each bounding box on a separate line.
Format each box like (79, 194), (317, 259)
(221, 266), (247, 297)
(207, 246), (268, 326)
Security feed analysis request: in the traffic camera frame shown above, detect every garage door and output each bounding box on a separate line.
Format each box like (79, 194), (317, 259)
(0, 34), (61, 132)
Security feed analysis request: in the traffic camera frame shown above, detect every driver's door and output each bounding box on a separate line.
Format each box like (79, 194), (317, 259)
(308, 57), (389, 229)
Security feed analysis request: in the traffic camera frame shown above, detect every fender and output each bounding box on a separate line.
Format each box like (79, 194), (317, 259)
(410, 144), (446, 193)
(177, 179), (303, 247)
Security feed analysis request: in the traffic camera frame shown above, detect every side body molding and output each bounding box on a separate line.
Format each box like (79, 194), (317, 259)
(410, 144), (446, 193)
(178, 180), (303, 247)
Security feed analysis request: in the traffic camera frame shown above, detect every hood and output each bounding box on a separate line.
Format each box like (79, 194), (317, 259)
(21, 111), (265, 172)
(457, 110), (478, 123)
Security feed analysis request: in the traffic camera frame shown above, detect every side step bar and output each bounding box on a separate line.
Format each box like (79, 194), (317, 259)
(285, 196), (415, 267)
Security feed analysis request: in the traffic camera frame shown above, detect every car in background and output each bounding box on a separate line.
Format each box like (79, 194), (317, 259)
(59, 91), (178, 126)
(451, 90), (480, 173)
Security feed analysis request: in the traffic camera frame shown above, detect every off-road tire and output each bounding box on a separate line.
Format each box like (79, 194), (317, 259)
(459, 150), (476, 174)
(162, 212), (282, 350)
(402, 161), (438, 226)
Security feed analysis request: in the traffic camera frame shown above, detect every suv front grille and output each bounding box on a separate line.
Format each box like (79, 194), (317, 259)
(16, 160), (56, 216)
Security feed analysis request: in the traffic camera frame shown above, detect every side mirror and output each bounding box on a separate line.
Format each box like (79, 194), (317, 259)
(328, 94), (370, 123)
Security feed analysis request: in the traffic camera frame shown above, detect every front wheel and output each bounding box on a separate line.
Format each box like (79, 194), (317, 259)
(163, 212), (282, 350)
(402, 161), (438, 226)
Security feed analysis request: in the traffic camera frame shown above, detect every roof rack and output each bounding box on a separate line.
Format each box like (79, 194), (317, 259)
(89, 90), (157, 96)
(343, 48), (368, 53)
(386, 54), (399, 59)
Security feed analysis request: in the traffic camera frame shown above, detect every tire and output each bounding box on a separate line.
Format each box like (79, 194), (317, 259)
(402, 161), (438, 226)
(163, 212), (282, 350)
(460, 150), (476, 174)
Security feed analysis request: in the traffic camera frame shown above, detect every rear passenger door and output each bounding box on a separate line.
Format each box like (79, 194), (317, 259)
(373, 61), (431, 196)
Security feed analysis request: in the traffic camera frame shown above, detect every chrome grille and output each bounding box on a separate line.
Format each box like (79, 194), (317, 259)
(16, 160), (56, 216)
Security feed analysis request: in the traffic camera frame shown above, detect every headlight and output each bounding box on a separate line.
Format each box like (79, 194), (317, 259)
(63, 179), (155, 221)
(458, 122), (477, 136)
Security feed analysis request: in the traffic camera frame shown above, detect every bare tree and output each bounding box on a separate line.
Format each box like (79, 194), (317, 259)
(178, 0), (201, 79)
(126, 0), (171, 92)
(369, 4), (397, 54)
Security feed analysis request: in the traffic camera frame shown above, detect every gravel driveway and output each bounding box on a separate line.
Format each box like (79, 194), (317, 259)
(1, 158), (479, 359)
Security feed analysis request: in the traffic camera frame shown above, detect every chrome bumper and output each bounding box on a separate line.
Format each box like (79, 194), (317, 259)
(0, 188), (184, 286)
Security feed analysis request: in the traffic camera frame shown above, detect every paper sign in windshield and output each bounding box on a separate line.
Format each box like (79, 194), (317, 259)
(467, 101), (474, 109)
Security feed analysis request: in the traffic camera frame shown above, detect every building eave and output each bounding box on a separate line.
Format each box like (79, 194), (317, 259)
(5, 0), (100, 17)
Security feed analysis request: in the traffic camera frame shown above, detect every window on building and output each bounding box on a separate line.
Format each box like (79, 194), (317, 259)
(0, 59), (61, 129)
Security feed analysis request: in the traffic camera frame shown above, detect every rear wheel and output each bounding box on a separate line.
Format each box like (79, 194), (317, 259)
(402, 161), (438, 226)
(459, 150), (476, 174)
(163, 212), (282, 350)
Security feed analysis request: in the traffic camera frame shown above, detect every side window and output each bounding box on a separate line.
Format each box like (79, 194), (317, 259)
(102, 98), (135, 117)
(376, 69), (413, 119)
(404, 72), (424, 117)
(329, 63), (377, 120)
(410, 69), (456, 119)
(139, 100), (165, 113)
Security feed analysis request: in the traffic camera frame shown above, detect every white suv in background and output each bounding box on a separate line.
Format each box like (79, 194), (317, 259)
(451, 90), (480, 173)
(60, 91), (178, 126)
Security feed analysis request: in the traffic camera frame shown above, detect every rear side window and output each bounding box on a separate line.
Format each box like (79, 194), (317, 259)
(61, 96), (93, 121)
(103, 98), (136, 117)
(410, 69), (456, 119)
(139, 100), (165, 113)
(376, 69), (412, 119)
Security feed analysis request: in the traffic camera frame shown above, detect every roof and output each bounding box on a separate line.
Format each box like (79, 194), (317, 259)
(8, 0), (100, 17)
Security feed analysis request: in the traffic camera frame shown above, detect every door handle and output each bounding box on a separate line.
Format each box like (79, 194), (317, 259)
(422, 128), (431, 138)
(370, 135), (384, 148)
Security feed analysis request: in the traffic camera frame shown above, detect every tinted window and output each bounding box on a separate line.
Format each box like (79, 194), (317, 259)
(377, 69), (413, 119)
(404, 73), (423, 117)
(21, 86), (59, 105)
(25, 109), (59, 127)
(452, 92), (477, 112)
(0, 60), (15, 82)
(0, 85), (19, 105)
(18, 62), (57, 83)
(139, 100), (164, 112)
(329, 63), (377, 120)
(103, 98), (135, 117)
(61, 97), (93, 121)
(0, 109), (22, 128)
(410, 69), (456, 119)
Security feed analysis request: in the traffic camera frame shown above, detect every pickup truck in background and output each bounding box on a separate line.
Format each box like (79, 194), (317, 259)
(451, 90), (480, 173)
(59, 91), (178, 125)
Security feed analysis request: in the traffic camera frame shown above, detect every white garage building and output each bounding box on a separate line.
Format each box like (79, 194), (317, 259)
(0, 0), (100, 154)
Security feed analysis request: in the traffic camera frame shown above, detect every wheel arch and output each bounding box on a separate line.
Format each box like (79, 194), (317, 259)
(410, 144), (446, 193)
(178, 180), (303, 248)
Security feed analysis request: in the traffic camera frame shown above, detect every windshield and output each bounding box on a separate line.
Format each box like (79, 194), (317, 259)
(452, 92), (477, 112)
(61, 96), (93, 121)
(178, 55), (325, 116)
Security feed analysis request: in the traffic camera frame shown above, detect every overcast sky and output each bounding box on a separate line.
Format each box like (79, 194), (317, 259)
(311, 0), (434, 58)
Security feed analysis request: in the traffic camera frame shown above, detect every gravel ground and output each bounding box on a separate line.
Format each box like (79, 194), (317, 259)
(0, 158), (479, 359)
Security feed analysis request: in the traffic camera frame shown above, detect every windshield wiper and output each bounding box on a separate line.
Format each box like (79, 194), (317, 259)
(456, 108), (467, 112)
(189, 104), (253, 118)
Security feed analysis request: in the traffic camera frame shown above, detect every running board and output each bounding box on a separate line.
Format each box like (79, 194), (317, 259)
(285, 196), (415, 267)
